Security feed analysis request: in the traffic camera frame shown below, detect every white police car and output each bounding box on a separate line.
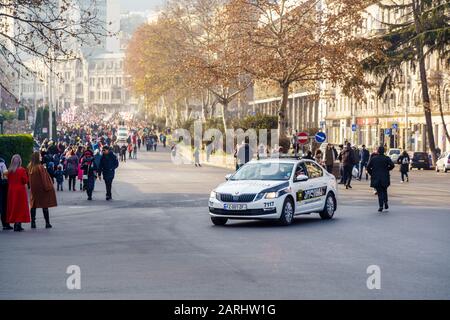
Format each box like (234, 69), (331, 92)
(209, 158), (338, 226)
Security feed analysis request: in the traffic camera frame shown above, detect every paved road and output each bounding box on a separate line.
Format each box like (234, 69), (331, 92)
(1, 148), (449, 299)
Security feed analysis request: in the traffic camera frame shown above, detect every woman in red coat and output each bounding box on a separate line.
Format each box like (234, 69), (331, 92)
(6, 154), (30, 232)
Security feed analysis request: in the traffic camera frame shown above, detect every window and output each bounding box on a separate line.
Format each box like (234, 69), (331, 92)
(304, 161), (323, 179)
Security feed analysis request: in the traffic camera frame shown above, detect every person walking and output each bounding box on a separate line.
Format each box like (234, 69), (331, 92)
(367, 146), (395, 212)
(54, 164), (65, 191)
(352, 146), (360, 177)
(28, 152), (57, 229)
(6, 155), (30, 232)
(160, 133), (166, 148)
(338, 142), (356, 189)
(80, 149), (98, 201)
(193, 146), (201, 167)
(0, 156), (12, 230)
(120, 144), (127, 162)
(397, 151), (410, 183)
(152, 134), (158, 152)
(133, 144), (138, 160)
(98, 146), (119, 201)
(358, 145), (370, 181)
(324, 144), (335, 174)
(128, 143), (133, 160)
(234, 139), (253, 171)
(65, 150), (79, 191)
(314, 149), (323, 165)
(337, 144), (345, 184)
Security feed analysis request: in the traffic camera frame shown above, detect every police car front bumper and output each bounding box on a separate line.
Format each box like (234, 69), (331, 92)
(208, 196), (285, 220)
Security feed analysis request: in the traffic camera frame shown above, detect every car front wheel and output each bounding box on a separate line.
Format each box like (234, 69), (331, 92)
(278, 198), (294, 226)
(320, 193), (336, 220)
(211, 217), (228, 226)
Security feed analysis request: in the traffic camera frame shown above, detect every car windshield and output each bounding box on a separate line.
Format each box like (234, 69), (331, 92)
(231, 162), (294, 181)
(389, 150), (400, 155)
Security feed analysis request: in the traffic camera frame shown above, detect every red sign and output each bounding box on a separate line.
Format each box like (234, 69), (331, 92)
(297, 132), (308, 144)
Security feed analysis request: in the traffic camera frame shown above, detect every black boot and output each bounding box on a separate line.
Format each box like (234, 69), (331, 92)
(43, 209), (52, 229)
(14, 223), (24, 232)
(3, 224), (13, 230)
(31, 208), (36, 229)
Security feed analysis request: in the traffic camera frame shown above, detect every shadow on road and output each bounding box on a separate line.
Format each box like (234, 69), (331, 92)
(219, 215), (339, 229)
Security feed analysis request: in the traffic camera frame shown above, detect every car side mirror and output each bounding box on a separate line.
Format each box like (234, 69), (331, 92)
(294, 174), (309, 182)
(225, 174), (232, 181)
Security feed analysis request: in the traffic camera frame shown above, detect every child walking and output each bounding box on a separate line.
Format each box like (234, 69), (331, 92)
(55, 164), (65, 191)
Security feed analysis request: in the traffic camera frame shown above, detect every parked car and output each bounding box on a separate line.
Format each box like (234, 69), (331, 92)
(435, 152), (450, 173)
(410, 152), (431, 170)
(388, 148), (401, 163)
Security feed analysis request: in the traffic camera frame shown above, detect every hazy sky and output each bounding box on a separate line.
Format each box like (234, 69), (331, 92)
(120, 0), (165, 12)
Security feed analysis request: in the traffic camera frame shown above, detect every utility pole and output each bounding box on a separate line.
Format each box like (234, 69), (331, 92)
(403, 63), (409, 151)
(49, 57), (53, 141)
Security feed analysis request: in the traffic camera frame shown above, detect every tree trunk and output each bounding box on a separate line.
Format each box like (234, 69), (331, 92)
(413, 1), (437, 164)
(437, 85), (450, 144)
(221, 101), (228, 132)
(184, 97), (190, 121)
(278, 83), (290, 138)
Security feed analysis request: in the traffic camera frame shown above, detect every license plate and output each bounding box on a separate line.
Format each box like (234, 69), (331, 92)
(419, 160), (425, 162)
(224, 203), (247, 211)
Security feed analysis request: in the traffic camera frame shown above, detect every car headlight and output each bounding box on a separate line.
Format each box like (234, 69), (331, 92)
(264, 187), (291, 199)
(264, 192), (278, 199)
(210, 191), (217, 199)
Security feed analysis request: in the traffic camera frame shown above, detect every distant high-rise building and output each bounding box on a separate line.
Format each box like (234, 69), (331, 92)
(78, 0), (120, 53)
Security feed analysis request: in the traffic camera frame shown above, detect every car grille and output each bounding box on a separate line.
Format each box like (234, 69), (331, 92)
(218, 193), (256, 203)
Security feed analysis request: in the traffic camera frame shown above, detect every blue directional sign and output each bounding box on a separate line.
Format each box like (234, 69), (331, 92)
(351, 124), (357, 132)
(315, 132), (327, 143)
(392, 123), (398, 130)
(385, 128), (392, 136)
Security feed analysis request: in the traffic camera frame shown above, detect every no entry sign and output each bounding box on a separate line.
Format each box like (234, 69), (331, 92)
(297, 132), (308, 144)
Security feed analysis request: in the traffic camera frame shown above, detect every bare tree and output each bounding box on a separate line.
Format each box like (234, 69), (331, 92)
(0, 0), (111, 98)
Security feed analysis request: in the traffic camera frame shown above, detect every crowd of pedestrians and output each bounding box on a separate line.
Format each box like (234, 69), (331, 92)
(0, 110), (168, 232)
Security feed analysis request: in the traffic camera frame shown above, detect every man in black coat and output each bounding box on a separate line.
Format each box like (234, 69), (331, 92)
(338, 142), (356, 189)
(367, 146), (395, 212)
(358, 145), (370, 180)
(98, 146), (119, 201)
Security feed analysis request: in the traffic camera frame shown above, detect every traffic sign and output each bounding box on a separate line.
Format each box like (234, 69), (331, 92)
(315, 132), (327, 143)
(351, 124), (357, 132)
(297, 132), (308, 145)
(392, 123), (398, 130)
(385, 128), (392, 136)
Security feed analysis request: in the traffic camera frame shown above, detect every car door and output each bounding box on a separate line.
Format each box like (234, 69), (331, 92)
(303, 161), (328, 212)
(291, 162), (314, 214)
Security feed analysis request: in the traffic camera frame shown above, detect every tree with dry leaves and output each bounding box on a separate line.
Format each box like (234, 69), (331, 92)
(0, 0), (110, 98)
(164, 0), (253, 131)
(226, 0), (379, 137)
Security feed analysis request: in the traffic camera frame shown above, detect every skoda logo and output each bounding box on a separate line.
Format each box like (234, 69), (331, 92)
(234, 192), (240, 195)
